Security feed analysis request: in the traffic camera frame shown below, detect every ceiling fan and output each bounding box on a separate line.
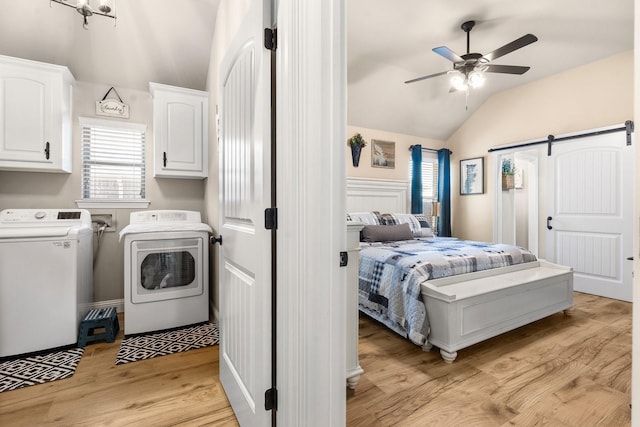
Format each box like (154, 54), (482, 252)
(405, 20), (538, 91)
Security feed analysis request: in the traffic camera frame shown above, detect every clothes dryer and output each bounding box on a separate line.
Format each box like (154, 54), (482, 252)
(120, 210), (211, 335)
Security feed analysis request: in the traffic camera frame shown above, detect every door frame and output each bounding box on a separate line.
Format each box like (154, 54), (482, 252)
(492, 148), (540, 255)
(275, 0), (347, 425)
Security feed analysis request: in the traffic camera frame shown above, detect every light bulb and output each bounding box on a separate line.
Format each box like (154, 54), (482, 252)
(449, 71), (467, 91)
(98, 0), (111, 14)
(468, 70), (485, 88)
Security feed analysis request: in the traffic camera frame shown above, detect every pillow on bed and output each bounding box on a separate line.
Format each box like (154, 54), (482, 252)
(380, 213), (434, 238)
(347, 211), (382, 225)
(360, 223), (413, 242)
(412, 214), (434, 237)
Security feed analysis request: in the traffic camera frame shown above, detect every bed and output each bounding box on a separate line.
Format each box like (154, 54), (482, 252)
(346, 178), (574, 366)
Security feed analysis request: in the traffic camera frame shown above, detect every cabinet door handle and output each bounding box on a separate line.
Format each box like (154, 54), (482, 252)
(546, 216), (553, 230)
(44, 142), (50, 160)
(163, 151), (167, 167)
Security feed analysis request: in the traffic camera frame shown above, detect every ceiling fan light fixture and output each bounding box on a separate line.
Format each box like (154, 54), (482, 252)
(468, 70), (486, 88)
(449, 71), (467, 91)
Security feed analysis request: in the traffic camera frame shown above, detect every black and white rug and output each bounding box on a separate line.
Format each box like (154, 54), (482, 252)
(115, 322), (219, 365)
(0, 347), (84, 393)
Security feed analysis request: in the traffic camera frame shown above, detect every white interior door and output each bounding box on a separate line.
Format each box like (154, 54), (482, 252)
(546, 127), (633, 301)
(218, 0), (273, 425)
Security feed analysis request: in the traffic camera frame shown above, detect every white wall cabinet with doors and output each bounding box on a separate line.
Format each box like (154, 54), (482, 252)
(0, 55), (75, 173)
(150, 82), (208, 179)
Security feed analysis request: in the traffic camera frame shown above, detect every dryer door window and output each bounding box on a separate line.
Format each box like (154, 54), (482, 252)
(140, 251), (195, 290)
(130, 237), (204, 303)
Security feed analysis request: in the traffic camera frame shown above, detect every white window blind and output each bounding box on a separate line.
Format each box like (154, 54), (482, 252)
(408, 150), (439, 217)
(80, 118), (146, 201)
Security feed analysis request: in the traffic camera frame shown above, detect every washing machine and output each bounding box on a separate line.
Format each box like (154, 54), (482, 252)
(0, 209), (93, 358)
(120, 210), (212, 335)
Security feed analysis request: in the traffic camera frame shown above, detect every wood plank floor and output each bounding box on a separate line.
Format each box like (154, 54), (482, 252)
(0, 314), (240, 427)
(347, 292), (632, 426)
(0, 292), (631, 426)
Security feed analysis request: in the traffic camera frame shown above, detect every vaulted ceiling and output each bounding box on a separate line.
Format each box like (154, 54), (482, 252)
(0, 0), (220, 91)
(0, 1), (634, 142)
(347, 0), (634, 140)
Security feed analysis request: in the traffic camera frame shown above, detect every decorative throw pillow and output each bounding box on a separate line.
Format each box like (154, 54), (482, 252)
(360, 223), (413, 242)
(412, 214), (434, 237)
(380, 213), (433, 238)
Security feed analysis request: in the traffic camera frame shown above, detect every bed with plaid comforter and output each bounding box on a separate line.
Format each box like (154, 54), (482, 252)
(358, 237), (538, 346)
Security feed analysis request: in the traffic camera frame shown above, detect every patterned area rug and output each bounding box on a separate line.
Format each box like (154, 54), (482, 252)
(116, 322), (219, 365)
(0, 347), (84, 393)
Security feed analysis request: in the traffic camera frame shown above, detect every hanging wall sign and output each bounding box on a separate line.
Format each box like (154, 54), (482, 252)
(96, 86), (130, 119)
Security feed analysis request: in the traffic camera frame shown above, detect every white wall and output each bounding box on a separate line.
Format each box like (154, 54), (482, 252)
(447, 50), (633, 249)
(0, 80), (206, 303)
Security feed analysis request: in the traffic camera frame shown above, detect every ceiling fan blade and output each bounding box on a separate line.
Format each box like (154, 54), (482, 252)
(482, 34), (538, 62)
(432, 46), (464, 63)
(483, 64), (531, 75)
(404, 70), (449, 84)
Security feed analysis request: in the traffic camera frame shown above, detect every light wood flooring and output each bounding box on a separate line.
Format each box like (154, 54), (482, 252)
(0, 292), (631, 426)
(347, 292), (632, 426)
(0, 313), (239, 427)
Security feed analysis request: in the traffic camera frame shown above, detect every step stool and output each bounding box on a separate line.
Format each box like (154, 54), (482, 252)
(78, 307), (120, 348)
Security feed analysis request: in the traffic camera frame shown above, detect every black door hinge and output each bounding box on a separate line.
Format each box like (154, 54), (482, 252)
(264, 28), (277, 51)
(265, 208), (278, 230)
(264, 387), (278, 411)
(340, 251), (348, 267)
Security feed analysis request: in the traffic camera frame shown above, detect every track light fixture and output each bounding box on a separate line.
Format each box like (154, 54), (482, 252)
(50, 0), (117, 29)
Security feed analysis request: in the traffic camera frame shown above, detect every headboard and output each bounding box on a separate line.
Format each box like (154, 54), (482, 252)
(346, 177), (409, 214)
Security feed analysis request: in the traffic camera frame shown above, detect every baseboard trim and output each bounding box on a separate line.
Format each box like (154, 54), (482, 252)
(92, 299), (124, 313)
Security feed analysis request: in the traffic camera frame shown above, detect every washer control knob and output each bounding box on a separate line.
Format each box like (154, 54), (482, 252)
(34, 211), (47, 220)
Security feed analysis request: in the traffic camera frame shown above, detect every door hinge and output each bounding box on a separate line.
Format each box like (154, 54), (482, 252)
(265, 208), (278, 230)
(264, 27), (277, 51)
(264, 387), (278, 411)
(340, 251), (348, 267)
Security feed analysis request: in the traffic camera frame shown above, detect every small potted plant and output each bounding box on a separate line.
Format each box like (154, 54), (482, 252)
(348, 133), (367, 167)
(501, 158), (516, 190)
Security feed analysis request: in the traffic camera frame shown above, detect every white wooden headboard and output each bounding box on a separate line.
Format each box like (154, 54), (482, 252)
(346, 177), (409, 214)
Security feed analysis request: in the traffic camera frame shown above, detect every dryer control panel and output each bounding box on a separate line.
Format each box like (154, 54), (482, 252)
(129, 210), (202, 224)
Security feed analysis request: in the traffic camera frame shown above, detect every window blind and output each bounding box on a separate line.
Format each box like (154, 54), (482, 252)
(80, 118), (146, 200)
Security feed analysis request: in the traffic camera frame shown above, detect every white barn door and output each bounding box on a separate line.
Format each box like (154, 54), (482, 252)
(218, 0), (273, 425)
(546, 126), (633, 302)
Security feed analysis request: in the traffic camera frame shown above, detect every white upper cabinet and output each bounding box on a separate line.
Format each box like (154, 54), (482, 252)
(150, 82), (208, 179)
(0, 55), (75, 173)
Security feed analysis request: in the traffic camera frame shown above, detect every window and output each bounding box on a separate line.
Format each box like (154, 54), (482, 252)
(78, 117), (148, 208)
(408, 150), (439, 217)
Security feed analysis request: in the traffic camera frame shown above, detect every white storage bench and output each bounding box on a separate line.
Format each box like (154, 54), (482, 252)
(421, 260), (574, 362)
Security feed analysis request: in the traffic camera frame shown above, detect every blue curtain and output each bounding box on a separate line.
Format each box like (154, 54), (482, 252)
(437, 149), (452, 237)
(410, 145), (423, 214)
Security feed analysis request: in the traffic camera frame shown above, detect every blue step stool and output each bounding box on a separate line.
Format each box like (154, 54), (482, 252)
(78, 307), (120, 347)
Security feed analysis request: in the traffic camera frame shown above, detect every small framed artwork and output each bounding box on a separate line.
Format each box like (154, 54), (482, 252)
(460, 157), (484, 195)
(371, 139), (395, 169)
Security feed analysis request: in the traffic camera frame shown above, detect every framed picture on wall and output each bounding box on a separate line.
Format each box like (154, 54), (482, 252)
(371, 139), (395, 169)
(460, 157), (484, 195)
